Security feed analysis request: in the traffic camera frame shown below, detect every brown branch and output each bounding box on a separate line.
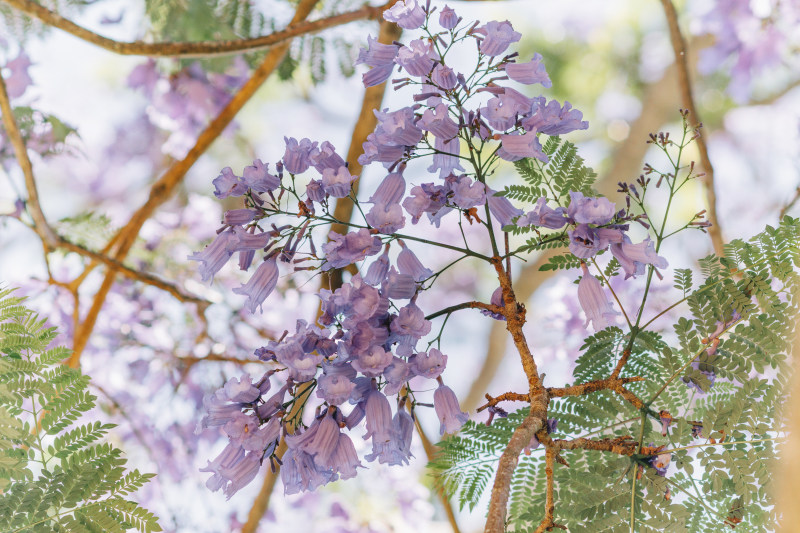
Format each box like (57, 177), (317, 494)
(548, 376), (644, 398)
(660, 0), (724, 257)
(476, 391), (529, 412)
(0, 60), (58, 250)
(425, 300), (500, 321)
(3, 0), (396, 58)
(493, 257), (541, 395)
(411, 407), (463, 533)
(67, 0), (322, 368)
(54, 236), (210, 307)
(485, 404), (546, 533)
(555, 436), (662, 457)
(533, 448), (564, 533)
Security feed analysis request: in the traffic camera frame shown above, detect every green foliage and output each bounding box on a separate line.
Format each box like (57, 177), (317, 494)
(0, 287), (160, 533)
(501, 137), (596, 253)
(504, 136), (597, 209)
(431, 218), (799, 531)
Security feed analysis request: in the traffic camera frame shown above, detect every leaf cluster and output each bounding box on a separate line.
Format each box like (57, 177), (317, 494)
(0, 287), (160, 533)
(431, 218), (800, 531)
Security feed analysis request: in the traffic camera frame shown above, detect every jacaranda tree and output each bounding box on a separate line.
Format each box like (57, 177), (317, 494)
(1, 0), (799, 532)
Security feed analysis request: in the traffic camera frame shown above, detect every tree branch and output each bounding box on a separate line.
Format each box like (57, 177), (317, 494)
(67, 0), (322, 367)
(3, 0), (396, 58)
(0, 61), (58, 250)
(660, 0), (725, 257)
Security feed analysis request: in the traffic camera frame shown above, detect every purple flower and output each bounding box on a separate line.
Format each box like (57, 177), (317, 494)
(610, 237), (668, 279)
(242, 159), (280, 192)
(568, 225), (623, 259)
(374, 107), (424, 147)
(275, 339), (323, 382)
(382, 357), (411, 395)
(523, 97), (588, 135)
(305, 179), (326, 203)
(517, 198), (568, 229)
(438, 5), (460, 29)
(498, 131), (547, 162)
(226, 225), (272, 252)
(283, 137), (318, 174)
(366, 203), (406, 234)
(397, 242), (433, 282)
(450, 175), (486, 209)
(393, 409), (415, 460)
(188, 230), (236, 282)
(317, 373), (356, 405)
(327, 432), (362, 479)
(223, 374), (260, 402)
(418, 103), (459, 139)
(480, 287), (505, 321)
(281, 448), (335, 494)
(356, 35), (401, 68)
(403, 183), (449, 224)
(503, 54), (552, 87)
(310, 141), (346, 173)
(356, 36), (401, 88)
(383, 0), (426, 29)
(577, 263), (619, 331)
(201, 443), (262, 498)
(567, 192), (616, 225)
(481, 91), (530, 131)
(473, 21), (521, 56)
(321, 165), (356, 198)
(363, 248), (390, 286)
(395, 40), (435, 77)
(223, 208), (257, 226)
(232, 258), (279, 313)
(212, 167), (248, 199)
(487, 191), (524, 227)
(390, 302), (431, 356)
(409, 348), (447, 379)
(649, 451), (671, 477)
(427, 136), (464, 178)
(359, 134), (406, 167)
(200, 390), (244, 430)
(369, 173), (406, 205)
(431, 64), (458, 90)
(351, 345), (394, 377)
(434, 383), (469, 435)
(322, 229), (382, 270)
(363, 387), (394, 442)
(381, 267), (417, 299)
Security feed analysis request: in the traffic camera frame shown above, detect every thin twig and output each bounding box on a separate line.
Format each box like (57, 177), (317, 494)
(660, 0), (725, 257)
(3, 0), (396, 58)
(55, 236), (210, 307)
(68, 0), (321, 367)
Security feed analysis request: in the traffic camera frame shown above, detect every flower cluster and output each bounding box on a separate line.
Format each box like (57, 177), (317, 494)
(192, 0), (660, 498)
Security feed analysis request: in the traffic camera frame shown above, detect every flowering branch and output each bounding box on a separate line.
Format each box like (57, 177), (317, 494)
(3, 0), (397, 57)
(67, 0), (322, 367)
